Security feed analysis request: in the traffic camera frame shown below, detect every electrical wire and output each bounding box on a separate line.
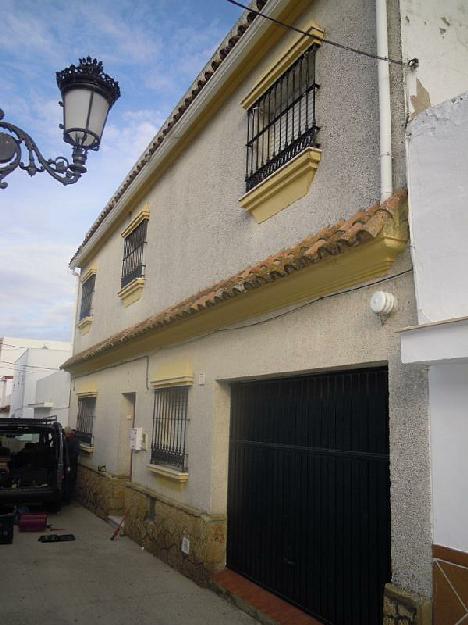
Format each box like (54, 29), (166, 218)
(176, 268), (413, 348)
(0, 360), (61, 372)
(226, 0), (416, 67)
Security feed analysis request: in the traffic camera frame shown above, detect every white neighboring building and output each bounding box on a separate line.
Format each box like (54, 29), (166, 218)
(398, 6), (468, 619)
(30, 370), (71, 426)
(9, 345), (72, 419)
(400, 94), (468, 623)
(0, 337), (71, 417)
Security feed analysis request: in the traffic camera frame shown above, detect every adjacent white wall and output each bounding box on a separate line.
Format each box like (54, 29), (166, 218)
(9, 346), (71, 419)
(0, 336), (70, 381)
(430, 364), (468, 552)
(406, 92), (468, 324)
(400, 0), (468, 116)
(34, 370), (71, 426)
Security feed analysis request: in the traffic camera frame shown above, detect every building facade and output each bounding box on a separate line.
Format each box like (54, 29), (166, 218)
(62, 1), (449, 623)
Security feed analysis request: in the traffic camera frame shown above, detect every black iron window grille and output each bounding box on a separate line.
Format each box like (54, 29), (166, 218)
(79, 274), (96, 320)
(151, 386), (189, 471)
(245, 44), (320, 193)
(76, 396), (95, 446)
(121, 219), (148, 289)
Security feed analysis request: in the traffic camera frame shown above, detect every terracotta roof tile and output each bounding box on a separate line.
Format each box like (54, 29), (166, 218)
(63, 190), (407, 370)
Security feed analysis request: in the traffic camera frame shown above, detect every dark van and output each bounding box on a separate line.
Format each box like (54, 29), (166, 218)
(0, 418), (66, 508)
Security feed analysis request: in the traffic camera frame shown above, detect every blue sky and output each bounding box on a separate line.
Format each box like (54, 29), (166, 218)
(0, 0), (243, 341)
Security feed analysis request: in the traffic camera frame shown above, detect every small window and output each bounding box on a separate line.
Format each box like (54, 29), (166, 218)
(151, 386), (189, 471)
(76, 396), (96, 446)
(79, 274), (96, 320)
(245, 45), (319, 192)
(121, 219), (148, 289)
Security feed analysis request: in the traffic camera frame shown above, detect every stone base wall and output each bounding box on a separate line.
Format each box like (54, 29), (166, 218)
(433, 545), (468, 625)
(123, 482), (226, 585)
(384, 584), (432, 625)
(76, 464), (127, 519)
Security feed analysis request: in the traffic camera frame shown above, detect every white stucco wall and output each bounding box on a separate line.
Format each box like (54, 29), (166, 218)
(9, 347), (71, 419)
(406, 92), (468, 324)
(400, 0), (468, 115)
(35, 370), (71, 425)
(430, 363), (468, 552)
(0, 336), (70, 381)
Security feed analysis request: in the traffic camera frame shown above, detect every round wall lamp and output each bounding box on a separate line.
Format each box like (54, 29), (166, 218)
(370, 291), (398, 317)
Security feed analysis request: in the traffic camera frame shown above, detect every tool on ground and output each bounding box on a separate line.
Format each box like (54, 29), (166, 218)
(38, 533), (75, 543)
(110, 516), (125, 541)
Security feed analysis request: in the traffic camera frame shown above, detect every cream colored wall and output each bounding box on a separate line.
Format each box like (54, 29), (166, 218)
(73, 0), (398, 354)
(71, 260), (431, 597)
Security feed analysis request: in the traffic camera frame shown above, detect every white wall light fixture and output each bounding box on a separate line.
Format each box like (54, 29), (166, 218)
(370, 291), (398, 318)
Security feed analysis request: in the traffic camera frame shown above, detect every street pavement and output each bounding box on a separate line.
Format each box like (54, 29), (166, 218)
(0, 503), (257, 625)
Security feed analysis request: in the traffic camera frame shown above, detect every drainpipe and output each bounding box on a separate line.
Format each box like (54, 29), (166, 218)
(376, 0), (393, 201)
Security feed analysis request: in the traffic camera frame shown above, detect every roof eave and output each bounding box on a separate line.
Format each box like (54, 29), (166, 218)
(70, 0), (294, 269)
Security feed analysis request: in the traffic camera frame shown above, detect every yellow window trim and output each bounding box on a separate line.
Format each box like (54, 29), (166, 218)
(151, 375), (193, 389)
(118, 277), (145, 307)
(77, 316), (93, 336)
(121, 208), (150, 239)
(77, 391), (97, 398)
(241, 17), (324, 110)
(81, 266), (97, 283)
(79, 443), (95, 454)
(150, 361), (193, 389)
(147, 464), (189, 484)
(240, 147), (321, 223)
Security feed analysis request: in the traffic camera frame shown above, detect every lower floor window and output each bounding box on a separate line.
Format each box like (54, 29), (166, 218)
(76, 396), (96, 446)
(151, 386), (189, 471)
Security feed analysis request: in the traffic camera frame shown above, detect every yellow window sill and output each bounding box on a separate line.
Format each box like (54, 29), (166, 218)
(118, 277), (145, 307)
(79, 443), (94, 454)
(147, 464), (189, 484)
(240, 147), (321, 223)
(77, 316), (93, 335)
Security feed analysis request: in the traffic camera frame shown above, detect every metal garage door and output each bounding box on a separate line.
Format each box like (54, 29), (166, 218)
(227, 367), (391, 625)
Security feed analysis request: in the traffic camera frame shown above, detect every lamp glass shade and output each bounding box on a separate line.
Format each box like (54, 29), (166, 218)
(63, 88), (110, 149)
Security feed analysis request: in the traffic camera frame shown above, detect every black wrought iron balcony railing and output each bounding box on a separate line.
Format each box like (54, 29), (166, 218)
(151, 386), (188, 472)
(79, 274), (96, 320)
(245, 44), (320, 193)
(76, 402), (95, 447)
(121, 219), (148, 289)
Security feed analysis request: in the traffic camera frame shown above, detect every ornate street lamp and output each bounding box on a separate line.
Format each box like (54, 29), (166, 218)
(0, 57), (120, 190)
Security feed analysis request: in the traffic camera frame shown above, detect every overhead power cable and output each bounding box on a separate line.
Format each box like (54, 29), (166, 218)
(226, 0), (418, 67)
(0, 360), (60, 372)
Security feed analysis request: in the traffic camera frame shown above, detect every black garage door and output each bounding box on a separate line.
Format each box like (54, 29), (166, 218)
(227, 367), (391, 625)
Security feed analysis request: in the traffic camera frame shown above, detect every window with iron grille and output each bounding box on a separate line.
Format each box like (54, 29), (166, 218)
(79, 274), (96, 320)
(121, 219), (148, 289)
(245, 45), (319, 193)
(76, 396), (96, 446)
(151, 386), (189, 471)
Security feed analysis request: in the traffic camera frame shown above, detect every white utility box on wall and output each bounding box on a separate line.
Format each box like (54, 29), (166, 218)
(129, 427), (146, 451)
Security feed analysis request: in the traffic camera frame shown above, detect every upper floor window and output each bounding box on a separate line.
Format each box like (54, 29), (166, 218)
(121, 218), (148, 289)
(245, 44), (319, 193)
(151, 386), (189, 471)
(76, 396), (96, 446)
(79, 274), (96, 321)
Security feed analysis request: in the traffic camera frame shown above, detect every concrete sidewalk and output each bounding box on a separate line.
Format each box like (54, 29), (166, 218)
(0, 503), (257, 625)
